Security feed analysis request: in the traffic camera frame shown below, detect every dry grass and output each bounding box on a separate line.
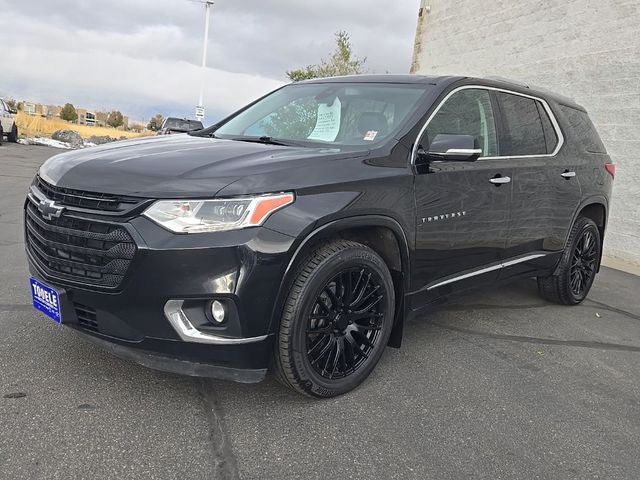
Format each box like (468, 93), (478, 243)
(15, 112), (153, 140)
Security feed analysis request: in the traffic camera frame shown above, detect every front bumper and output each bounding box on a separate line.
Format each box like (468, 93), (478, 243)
(26, 212), (297, 381)
(74, 328), (268, 383)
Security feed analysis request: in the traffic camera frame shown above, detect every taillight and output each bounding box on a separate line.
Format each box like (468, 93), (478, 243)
(605, 163), (615, 179)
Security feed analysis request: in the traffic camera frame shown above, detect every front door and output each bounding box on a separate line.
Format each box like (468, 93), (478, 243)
(411, 87), (512, 306)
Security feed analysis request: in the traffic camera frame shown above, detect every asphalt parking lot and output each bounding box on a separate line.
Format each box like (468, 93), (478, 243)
(1, 142), (640, 479)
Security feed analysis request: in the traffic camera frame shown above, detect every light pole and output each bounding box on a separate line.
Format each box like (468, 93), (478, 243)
(196, 0), (214, 122)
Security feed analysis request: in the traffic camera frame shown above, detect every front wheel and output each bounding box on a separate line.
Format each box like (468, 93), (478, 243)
(538, 216), (601, 305)
(273, 240), (395, 398)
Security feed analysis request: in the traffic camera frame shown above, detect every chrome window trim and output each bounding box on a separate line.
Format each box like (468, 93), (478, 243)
(411, 85), (565, 164)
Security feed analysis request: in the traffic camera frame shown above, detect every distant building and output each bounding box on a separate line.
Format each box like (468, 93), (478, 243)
(19, 100), (129, 131)
(22, 102), (36, 115)
(76, 108), (96, 126)
(45, 105), (61, 118)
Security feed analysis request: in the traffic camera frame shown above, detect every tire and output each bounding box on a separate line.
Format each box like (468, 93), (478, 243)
(537, 216), (601, 305)
(0, 124), (3, 145)
(273, 239), (395, 398)
(8, 123), (18, 143)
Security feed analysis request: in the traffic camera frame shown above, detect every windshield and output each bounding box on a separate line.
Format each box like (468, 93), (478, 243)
(165, 118), (203, 131)
(214, 82), (431, 146)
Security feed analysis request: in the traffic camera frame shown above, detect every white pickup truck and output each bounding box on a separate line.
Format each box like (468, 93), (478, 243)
(0, 98), (18, 145)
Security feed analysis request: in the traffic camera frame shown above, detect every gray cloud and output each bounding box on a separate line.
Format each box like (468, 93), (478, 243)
(0, 0), (419, 122)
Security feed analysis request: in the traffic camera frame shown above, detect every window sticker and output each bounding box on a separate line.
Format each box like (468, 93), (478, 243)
(307, 98), (341, 142)
(363, 130), (378, 141)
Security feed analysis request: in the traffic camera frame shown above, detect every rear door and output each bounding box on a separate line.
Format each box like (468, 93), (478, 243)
(494, 90), (581, 277)
(411, 87), (512, 304)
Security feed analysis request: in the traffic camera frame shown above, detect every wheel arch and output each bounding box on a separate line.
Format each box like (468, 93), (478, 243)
(565, 196), (608, 272)
(269, 215), (411, 347)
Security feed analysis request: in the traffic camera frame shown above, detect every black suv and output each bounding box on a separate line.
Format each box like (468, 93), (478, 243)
(158, 117), (204, 135)
(25, 75), (614, 397)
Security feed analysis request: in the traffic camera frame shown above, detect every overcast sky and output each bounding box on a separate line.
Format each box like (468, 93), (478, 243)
(0, 0), (419, 124)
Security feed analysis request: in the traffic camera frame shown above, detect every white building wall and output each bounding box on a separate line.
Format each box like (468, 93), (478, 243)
(412, 0), (640, 266)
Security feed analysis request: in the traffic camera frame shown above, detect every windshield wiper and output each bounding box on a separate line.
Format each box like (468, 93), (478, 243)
(230, 136), (295, 146)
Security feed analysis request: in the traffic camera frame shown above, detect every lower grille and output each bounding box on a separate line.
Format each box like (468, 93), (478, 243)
(75, 303), (98, 332)
(25, 201), (136, 289)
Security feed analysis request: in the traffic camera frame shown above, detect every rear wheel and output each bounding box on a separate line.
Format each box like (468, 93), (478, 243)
(0, 124), (3, 145)
(537, 216), (601, 305)
(273, 240), (395, 398)
(8, 124), (18, 143)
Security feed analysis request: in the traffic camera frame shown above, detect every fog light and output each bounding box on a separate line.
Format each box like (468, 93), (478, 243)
(210, 300), (226, 324)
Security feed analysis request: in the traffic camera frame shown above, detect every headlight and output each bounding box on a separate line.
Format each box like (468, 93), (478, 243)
(143, 193), (294, 233)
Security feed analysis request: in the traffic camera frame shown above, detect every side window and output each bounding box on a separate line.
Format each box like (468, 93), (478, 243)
(495, 92), (547, 156)
(422, 89), (498, 157)
(537, 102), (558, 153)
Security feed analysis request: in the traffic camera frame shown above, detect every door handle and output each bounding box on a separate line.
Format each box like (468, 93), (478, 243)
(489, 176), (511, 185)
(561, 171), (576, 179)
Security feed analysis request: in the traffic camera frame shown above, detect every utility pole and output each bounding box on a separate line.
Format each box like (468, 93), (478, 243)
(196, 0), (214, 122)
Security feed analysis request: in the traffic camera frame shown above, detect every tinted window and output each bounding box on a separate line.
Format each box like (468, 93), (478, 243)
(496, 92), (547, 156)
(537, 102), (558, 153)
(559, 106), (607, 153)
(423, 89), (498, 157)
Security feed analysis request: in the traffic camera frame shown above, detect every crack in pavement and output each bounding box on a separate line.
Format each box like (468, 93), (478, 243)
(198, 379), (240, 480)
(432, 322), (640, 352)
(440, 299), (640, 322)
(584, 298), (640, 321)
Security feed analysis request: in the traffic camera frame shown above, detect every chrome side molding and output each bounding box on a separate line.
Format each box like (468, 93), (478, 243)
(427, 253), (547, 290)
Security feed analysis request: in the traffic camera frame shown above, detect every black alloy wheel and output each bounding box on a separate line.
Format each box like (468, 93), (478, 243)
(306, 267), (386, 380)
(538, 216), (601, 305)
(274, 240), (395, 397)
(569, 227), (598, 297)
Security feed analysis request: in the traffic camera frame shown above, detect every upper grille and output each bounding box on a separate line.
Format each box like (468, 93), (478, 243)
(36, 175), (142, 213)
(25, 201), (137, 289)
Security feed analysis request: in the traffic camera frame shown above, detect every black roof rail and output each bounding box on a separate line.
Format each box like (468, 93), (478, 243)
(485, 76), (530, 89)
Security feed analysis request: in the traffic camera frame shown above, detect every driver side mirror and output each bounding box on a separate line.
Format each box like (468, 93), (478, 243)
(8, 108), (17, 115)
(417, 134), (482, 163)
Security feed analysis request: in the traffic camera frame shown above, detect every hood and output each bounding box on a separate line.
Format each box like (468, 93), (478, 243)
(39, 135), (367, 198)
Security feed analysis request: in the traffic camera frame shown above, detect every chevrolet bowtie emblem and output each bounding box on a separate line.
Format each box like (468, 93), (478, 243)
(37, 199), (65, 221)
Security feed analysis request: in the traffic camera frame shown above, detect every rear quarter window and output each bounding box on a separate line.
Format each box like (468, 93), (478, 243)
(559, 106), (607, 154)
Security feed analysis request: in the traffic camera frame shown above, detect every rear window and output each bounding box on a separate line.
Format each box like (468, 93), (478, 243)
(495, 92), (547, 156)
(559, 106), (607, 154)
